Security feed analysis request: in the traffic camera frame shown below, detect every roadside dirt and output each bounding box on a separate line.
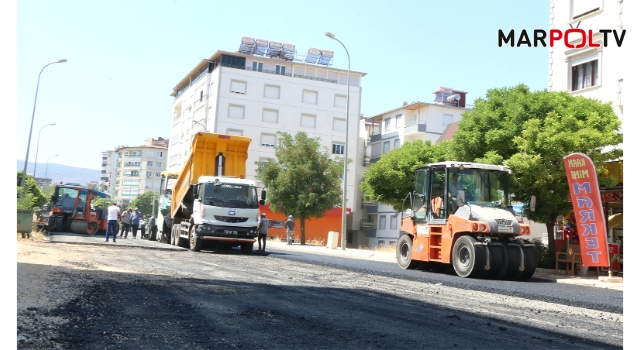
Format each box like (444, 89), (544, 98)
(17, 238), (623, 349)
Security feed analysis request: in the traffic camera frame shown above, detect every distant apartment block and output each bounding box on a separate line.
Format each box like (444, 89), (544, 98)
(356, 87), (472, 248)
(167, 37), (366, 238)
(101, 137), (168, 206)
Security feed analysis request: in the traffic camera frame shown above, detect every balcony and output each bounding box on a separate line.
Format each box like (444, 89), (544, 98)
(361, 198), (377, 206)
(404, 121), (427, 135)
(360, 220), (376, 230)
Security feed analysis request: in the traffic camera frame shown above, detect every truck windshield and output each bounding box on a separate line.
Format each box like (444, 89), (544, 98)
(203, 183), (258, 209)
(456, 169), (510, 208)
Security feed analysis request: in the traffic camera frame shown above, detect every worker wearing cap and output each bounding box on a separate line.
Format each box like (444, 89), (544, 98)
(285, 215), (295, 245)
(257, 213), (269, 252)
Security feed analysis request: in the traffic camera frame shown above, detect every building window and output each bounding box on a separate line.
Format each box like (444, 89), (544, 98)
(229, 105), (245, 119)
(258, 158), (273, 171)
(147, 161), (153, 166)
(252, 61), (263, 72)
(264, 85), (280, 99)
(390, 215), (398, 230)
(199, 90), (204, 102)
(333, 118), (346, 132)
(155, 172), (161, 177)
(347, 232), (353, 244)
(395, 114), (402, 129)
(156, 151), (163, 157)
(571, 56), (599, 91)
(148, 151), (154, 157)
(384, 118), (391, 131)
(332, 143), (345, 155)
(379, 215), (386, 230)
(230, 80), (247, 94)
(302, 90), (318, 104)
(262, 109), (279, 123)
(443, 114), (453, 126)
(276, 65), (286, 75)
(227, 129), (243, 136)
(261, 134), (276, 147)
(146, 171), (152, 178)
(301, 114), (316, 128)
(383, 141), (390, 154)
(156, 162), (162, 167)
(334, 95), (347, 108)
(378, 240), (385, 247)
(394, 138), (400, 149)
(571, 0), (601, 20)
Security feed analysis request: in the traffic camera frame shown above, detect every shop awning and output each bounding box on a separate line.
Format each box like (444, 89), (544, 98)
(608, 213), (623, 230)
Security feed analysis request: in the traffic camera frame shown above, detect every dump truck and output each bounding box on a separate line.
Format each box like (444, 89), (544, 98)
(48, 184), (111, 234)
(397, 162), (537, 280)
(155, 132), (263, 253)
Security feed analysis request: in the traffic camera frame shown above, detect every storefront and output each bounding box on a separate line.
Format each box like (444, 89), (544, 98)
(601, 160), (623, 275)
(554, 160), (623, 275)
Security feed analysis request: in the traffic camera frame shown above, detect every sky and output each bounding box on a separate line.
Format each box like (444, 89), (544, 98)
(14, 0), (552, 171)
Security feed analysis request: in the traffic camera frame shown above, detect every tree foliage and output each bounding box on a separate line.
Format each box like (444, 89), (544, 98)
(361, 140), (451, 211)
(452, 85), (622, 250)
(131, 191), (159, 216)
(255, 132), (344, 244)
(16, 171), (47, 210)
(93, 197), (112, 209)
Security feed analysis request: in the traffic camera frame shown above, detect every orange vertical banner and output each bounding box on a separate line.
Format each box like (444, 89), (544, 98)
(563, 153), (610, 267)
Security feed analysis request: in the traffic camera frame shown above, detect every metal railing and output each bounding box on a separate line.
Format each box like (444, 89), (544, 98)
(360, 220), (376, 229)
(404, 120), (427, 128)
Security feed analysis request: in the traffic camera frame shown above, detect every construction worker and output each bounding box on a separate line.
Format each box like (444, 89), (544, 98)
(285, 215), (295, 245)
(257, 213), (269, 252)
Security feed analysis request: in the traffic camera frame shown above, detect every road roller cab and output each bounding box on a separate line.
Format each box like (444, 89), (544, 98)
(397, 161), (536, 280)
(48, 184), (111, 234)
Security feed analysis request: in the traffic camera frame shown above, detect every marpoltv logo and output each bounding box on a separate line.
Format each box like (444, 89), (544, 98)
(498, 22), (626, 48)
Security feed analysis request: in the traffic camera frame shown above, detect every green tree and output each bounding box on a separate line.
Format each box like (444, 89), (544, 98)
(361, 140), (451, 211)
(452, 85), (622, 251)
(255, 132), (344, 244)
(93, 197), (112, 209)
(16, 171), (47, 210)
(131, 191), (158, 216)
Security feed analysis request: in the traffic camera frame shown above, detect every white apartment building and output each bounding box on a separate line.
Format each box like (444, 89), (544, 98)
(357, 87), (471, 248)
(102, 137), (169, 205)
(167, 37), (366, 237)
(548, 0), (624, 121)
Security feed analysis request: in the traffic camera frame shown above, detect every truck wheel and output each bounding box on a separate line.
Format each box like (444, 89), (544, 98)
(175, 225), (187, 248)
(515, 244), (537, 281)
(240, 242), (253, 254)
(396, 235), (418, 269)
(189, 226), (202, 252)
(452, 235), (485, 278)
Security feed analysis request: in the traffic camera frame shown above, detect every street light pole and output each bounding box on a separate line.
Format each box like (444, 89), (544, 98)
(44, 155), (59, 186)
(20, 59), (67, 189)
(326, 32), (351, 250)
(33, 123), (56, 178)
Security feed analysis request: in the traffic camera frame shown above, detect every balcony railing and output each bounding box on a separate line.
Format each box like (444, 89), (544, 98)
(360, 220), (376, 230)
(124, 153), (142, 158)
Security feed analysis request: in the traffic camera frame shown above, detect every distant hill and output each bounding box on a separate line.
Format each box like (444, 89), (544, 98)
(17, 160), (101, 186)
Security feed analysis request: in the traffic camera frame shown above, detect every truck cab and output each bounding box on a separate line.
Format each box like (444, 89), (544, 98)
(191, 176), (260, 240)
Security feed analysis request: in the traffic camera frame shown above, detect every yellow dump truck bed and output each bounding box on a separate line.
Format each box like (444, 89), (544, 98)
(171, 133), (251, 219)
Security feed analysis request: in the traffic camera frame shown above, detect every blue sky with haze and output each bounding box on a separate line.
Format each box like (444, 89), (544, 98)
(16, 0), (550, 170)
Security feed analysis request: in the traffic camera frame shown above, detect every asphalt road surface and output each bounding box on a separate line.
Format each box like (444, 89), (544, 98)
(17, 239), (623, 349)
